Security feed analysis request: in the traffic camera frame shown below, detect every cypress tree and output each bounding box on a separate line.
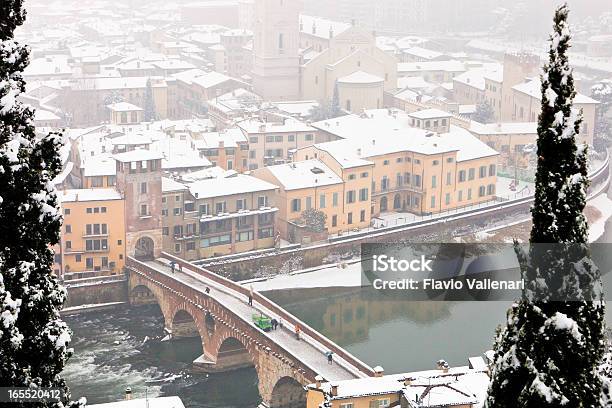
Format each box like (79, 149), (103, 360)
(486, 4), (605, 407)
(0, 1), (79, 406)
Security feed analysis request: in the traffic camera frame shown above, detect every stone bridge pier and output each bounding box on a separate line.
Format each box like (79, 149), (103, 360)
(128, 271), (310, 408)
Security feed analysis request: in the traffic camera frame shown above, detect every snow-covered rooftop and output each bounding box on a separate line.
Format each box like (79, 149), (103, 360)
(237, 118), (315, 134)
(107, 102), (143, 112)
(59, 188), (122, 203)
(408, 108), (452, 120)
(469, 122), (537, 135)
(299, 14), (351, 40)
(113, 149), (164, 162)
(311, 109), (498, 163)
(513, 79), (599, 104)
(187, 173), (278, 199)
(263, 159), (343, 190)
(337, 70), (384, 85)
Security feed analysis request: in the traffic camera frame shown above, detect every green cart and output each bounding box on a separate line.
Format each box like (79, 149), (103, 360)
(252, 313), (272, 332)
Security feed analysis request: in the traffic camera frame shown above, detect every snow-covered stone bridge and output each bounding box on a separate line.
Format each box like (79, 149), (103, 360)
(125, 254), (374, 408)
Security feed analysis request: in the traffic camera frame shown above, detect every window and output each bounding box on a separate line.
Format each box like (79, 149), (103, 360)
(86, 208), (92, 214)
(305, 134), (313, 141)
(216, 202), (226, 214)
(140, 204), (148, 216)
(236, 231), (254, 242)
(378, 399), (390, 408)
(200, 234), (231, 247)
(431, 175), (437, 188)
(258, 196), (268, 208)
(446, 172), (452, 185)
(361, 172), (369, 178)
(75, 254), (81, 262)
(291, 199), (301, 212)
(360, 210), (366, 222)
(320, 194), (326, 208)
(458, 190), (463, 202)
(173, 207), (182, 216)
(348, 174), (356, 180)
(487, 184), (496, 195)
(396, 157), (403, 163)
(174, 243), (181, 253)
(430, 195), (436, 208)
(140, 182), (147, 194)
(278, 33), (284, 50)
(305, 196), (312, 210)
(347, 212), (353, 224)
(405, 172), (411, 185)
(184, 202), (195, 212)
(118, 239), (122, 245)
(266, 135), (274, 143)
(414, 159), (421, 164)
(65, 241), (71, 250)
(162, 209), (168, 216)
(383, 160), (389, 166)
(340, 403), (354, 408)
(162, 227), (169, 236)
(94, 207), (100, 214)
(274, 135), (283, 142)
(396, 173), (403, 187)
(258, 228), (273, 238)
(332, 192), (339, 207)
(65, 225), (71, 233)
(332, 215), (337, 227)
(86, 258), (94, 269)
(288, 134), (295, 142)
(346, 100), (351, 111)
(249, 136), (258, 143)
(102, 257), (108, 268)
(91, 176), (104, 187)
(489, 164), (496, 176)
(413, 174), (421, 187)
(468, 168), (475, 180)
(346, 190), (356, 204)
(445, 193), (451, 205)
(186, 242), (196, 251)
(236, 198), (247, 211)
(175, 195), (180, 202)
(433, 160), (439, 166)
(468, 188), (472, 200)
(458, 170), (466, 182)
(479, 166), (487, 178)
(359, 188), (368, 202)
(479, 185), (486, 197)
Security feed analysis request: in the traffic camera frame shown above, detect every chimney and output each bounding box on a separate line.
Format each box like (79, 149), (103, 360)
(330, 383), (338, 396)
(315, 375), (324, 389)
(374, 366), (384, 377)
(125, 387), (132, 401)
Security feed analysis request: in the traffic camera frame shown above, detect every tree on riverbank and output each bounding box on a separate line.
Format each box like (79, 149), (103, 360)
(486, 4), (605, 407)
(0, 1), (80, 406)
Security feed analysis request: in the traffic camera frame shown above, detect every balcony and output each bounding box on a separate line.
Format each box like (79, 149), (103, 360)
(372, 184), (424, 197)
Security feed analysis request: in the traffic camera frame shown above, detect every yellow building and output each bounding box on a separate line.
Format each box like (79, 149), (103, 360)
(57, 188), (126, 280)
(254, 159), (371, 240)
(468, 122), (538, 171)
(306, 109), (499, 217)
(306, 362), (490, 408)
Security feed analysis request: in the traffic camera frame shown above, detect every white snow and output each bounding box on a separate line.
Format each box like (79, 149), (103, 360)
(587, 194), (612, 242)
(244, 260), (364, 292)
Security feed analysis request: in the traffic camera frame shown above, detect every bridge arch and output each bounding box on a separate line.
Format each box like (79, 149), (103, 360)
(134, 236), (155, 260)
(212, 335), (256, 372)
(270, 376), (307, 408)
(172, 309), (201, 339)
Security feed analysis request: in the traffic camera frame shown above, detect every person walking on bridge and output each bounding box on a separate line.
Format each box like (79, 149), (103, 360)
(178, 263), (183, 273)
(295, 324), (301, 340)
(326, 351), (334, 365)
(169, 261), (176, 274)
(248, 285), (254, 306)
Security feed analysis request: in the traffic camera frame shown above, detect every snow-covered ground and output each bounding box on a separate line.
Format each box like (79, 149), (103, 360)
(495, 176), (534, 200)
(588, 193), (612, 242)
(244, 260), (364, 291)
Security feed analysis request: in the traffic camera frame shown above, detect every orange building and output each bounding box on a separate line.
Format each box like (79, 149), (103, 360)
(57, 188), (126, 280)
